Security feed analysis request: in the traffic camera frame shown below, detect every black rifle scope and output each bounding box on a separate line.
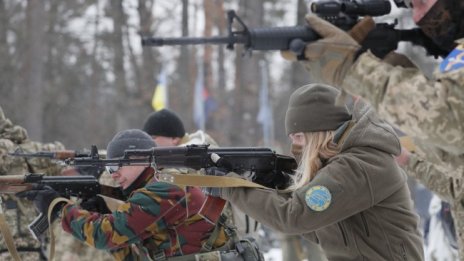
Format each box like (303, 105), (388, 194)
(311, 0), (391, 16)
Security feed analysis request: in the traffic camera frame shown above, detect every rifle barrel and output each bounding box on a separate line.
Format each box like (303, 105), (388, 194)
(142, 26), (318, 52)
(9, 151), (55, 158)
(8, 150), (78, 159)
(142, 35), (248, 47)
(0, 175), (27, 184)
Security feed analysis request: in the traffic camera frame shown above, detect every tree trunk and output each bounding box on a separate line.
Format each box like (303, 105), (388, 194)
(20, 0), (46, 140)
(0, 0), (14, 116)
(171, 0), (194, 128)
(275, 0), (311, 151)
(205, 0), (230, 145)
(138, 0), (159, 108)
(110, 0), (128, 131)
(88, 0), (102, 138)
(203, 0), (214, 92)
(232, 1), (264, 146)
(290, 0), (311, 89)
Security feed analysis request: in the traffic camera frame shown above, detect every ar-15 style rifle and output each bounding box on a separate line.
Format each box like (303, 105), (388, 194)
(141, 0), (448, 58)
(0, 174), (123, 240)
(9, 145), (106, 178)
(66, 144), (297, 190)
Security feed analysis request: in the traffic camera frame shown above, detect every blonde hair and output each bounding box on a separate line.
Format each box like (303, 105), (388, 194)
(290, 131), (340, 190)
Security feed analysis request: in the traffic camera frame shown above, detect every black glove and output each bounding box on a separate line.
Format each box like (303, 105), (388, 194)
(76, 165), (106, 179)
(205, 167), (229, 177)
(80, 196), (111, 214)
(16, 185), (62, 215)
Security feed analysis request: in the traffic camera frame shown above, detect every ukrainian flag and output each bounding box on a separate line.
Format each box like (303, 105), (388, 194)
(151, 70), (168, 111)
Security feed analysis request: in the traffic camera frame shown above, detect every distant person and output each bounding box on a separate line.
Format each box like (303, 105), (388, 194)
(143, 108), (217, 147)
(142, 108), (261, 239)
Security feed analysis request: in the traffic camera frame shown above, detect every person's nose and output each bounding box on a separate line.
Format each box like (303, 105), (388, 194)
(111, 172), (120, 179)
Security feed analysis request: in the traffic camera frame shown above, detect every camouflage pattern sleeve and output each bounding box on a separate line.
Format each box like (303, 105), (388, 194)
(0, 106), (69, 260)
(342, 51), (464, 154)
(0, 109), (27, 143)
(405, 153), (464, 202)
(61, 182), (188, 251)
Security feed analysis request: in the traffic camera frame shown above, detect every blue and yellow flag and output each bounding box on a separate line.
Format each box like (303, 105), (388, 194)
(151, 70), (168, 111)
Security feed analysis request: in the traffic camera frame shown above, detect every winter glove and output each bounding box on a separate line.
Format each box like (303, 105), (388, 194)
(201, 167), (228, 198)
(80, 196), (111, 214)
(16, 185), (63, 219)
(76, 165), (106, 179)
(281, 15), (375, 86)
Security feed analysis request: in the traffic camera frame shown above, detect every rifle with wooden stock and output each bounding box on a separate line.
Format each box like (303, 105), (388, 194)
(9, 145), (106, 178)
(0, 173), (123, 240)
(3, 144), (296, 240)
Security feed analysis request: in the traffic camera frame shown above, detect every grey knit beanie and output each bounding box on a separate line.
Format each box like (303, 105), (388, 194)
(106, 129), (156, 159)
(285, 84), (351, 135)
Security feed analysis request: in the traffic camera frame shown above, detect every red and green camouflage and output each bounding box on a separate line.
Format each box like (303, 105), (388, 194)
(61, 174), (228, 261)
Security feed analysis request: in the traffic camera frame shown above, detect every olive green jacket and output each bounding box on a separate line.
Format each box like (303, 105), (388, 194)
(222, 99), (424, 260)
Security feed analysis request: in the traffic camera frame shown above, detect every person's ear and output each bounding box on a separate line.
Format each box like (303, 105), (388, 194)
(173, 137), (182, 146)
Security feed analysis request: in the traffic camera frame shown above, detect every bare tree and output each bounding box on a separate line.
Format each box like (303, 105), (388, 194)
(18, 0), (46, 140)
(170, 0), (194, 129)
(110, 0), (129, 131)
(231, 1), (265, 146)
(205, 0), (232, 145)
(0, 0), (13, 114)
(138, 0), (160, 106)
(275, 0), (311, 149)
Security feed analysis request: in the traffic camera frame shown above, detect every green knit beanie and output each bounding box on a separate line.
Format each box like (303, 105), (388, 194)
(285, 84), (351, 135)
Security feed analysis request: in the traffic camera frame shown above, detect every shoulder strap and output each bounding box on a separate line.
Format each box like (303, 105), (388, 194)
(200, 213), (236, 252)
(0, 197), (22, 261)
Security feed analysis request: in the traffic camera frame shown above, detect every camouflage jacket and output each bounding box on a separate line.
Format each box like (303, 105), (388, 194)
(336, 45), (464, 258)
(0, 106), (65, 261)
(61, 168), (227, 261)
(179, 130), (261, 239)
(342, 49), (464, 155)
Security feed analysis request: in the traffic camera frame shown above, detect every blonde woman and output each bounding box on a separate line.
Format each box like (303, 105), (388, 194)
(209, 84), (424, 260)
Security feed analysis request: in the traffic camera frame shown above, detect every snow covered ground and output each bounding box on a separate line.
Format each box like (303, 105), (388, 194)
(263, 248), (283, 261)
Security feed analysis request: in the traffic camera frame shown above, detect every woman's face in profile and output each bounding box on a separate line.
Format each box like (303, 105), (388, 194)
(289, 132), (306, 147)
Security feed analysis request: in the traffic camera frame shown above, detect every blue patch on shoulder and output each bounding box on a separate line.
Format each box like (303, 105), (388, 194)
(305, 185), (332, 212)
(440, 44), (464, 73)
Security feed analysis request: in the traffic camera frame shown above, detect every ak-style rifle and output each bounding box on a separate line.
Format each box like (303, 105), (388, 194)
(66, 144), (297, 190)
(9, 145), (99, 160)
(0, 174), (123, 240)
(9, 145), (106, 178)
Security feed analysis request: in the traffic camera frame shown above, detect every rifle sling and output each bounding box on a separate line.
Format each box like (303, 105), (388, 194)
(47, 197), (73, 261)
(157, 173), (267, 189)
(0, 197), (22, 261)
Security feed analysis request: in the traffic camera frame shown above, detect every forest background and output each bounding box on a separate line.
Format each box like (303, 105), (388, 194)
(0, 0), (433, 154)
